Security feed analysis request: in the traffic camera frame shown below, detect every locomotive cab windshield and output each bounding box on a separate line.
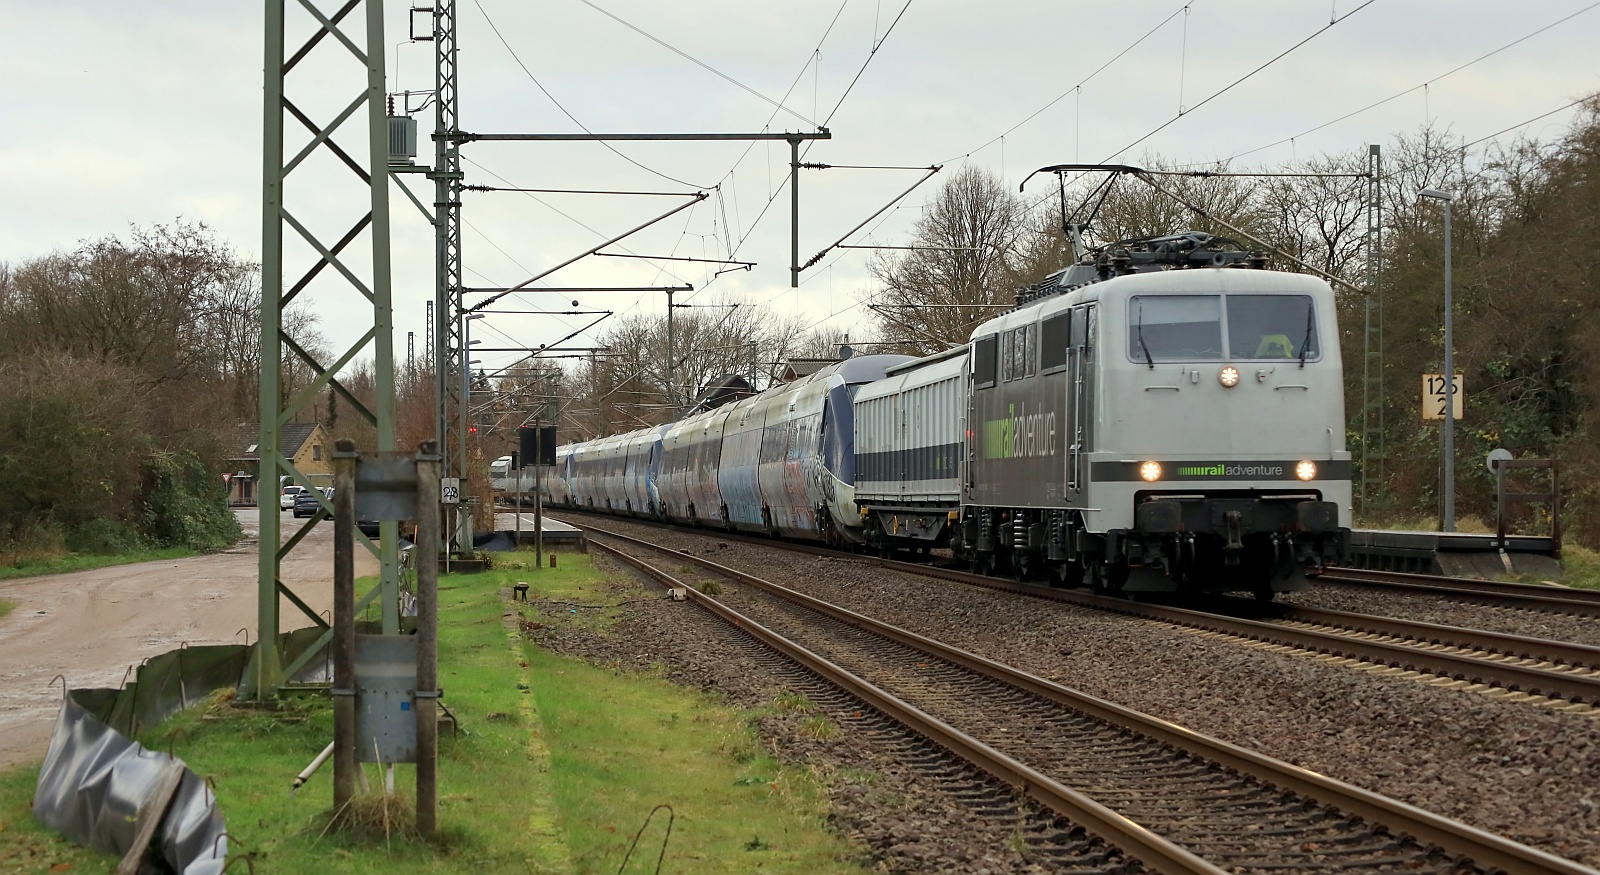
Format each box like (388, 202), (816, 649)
(1128, 293), (1320, 364)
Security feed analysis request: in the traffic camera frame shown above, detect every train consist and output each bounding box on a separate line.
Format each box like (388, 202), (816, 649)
(535, 233), (1351, 598)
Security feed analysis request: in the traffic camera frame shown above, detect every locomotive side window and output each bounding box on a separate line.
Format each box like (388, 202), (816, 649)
(1226, 294), (1319, 361)
(1000, 324), (1035, 381)
(974, 334), (997, 388)
(1128, 294), (1223, 362)
(1040, 311), (1070, 373)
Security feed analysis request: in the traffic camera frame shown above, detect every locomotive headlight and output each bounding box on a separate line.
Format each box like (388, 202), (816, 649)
(1139, 461), (1163, 482)
(1219, 366), (1241, 388)
(1295, 460), (1318, 481)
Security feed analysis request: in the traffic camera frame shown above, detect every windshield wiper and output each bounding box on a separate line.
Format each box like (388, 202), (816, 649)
(1137, 303), (1154, 369)
(1298, 302), (1315, 369)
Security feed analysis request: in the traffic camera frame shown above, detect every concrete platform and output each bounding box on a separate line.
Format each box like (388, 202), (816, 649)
(1346, 529), (1561, 577)
(481, 513), (586, 552)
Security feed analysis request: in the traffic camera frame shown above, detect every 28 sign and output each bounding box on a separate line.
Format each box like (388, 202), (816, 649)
(1421, 374), (1463, 421)
(441, 477), (460, 504)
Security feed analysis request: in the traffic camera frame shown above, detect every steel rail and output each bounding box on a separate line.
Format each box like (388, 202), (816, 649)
(549, 510), (1600, 700)
(1324, 567), (1600, 615)
(581, 522), (1599, 875)
(586, 537), (1226, 875)
(1240, 599), (1600, 671)
(892, 560), (1600, 704)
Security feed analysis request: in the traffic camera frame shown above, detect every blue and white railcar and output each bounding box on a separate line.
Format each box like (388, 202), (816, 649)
(757, 355), (912, 543)
(545, 445), (573, 507)
(717, 393), (767, 532)
(852, 346), (968, 552)
(658, 405), (734, 526)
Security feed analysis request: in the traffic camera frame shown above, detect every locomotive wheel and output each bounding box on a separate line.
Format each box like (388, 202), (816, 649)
(976, 553), (997, 576)
(1054, 561), (1086, 589)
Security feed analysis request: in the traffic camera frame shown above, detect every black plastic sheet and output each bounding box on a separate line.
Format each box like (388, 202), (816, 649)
(34, 695), (226, 874)
(33, 629), (332, 871)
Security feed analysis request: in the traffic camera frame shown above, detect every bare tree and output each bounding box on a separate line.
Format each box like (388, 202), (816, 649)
(864, 165), (1032, 354)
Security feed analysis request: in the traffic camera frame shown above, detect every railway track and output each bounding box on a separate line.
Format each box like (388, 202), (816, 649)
(1320, 568), (1600, 618)
(577, 521), (1596, 875)
(548, 510), (1600, 710)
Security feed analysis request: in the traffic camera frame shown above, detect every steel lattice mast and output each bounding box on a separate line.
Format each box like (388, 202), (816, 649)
(248, 0), (401, 698)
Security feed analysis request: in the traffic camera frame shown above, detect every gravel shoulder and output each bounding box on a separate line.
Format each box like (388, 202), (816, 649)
(530, 550), (1087, 874)
(558, 515), (1600, 869)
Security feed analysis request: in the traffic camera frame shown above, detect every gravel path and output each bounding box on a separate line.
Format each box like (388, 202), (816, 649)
(557, 515), (1600, 870)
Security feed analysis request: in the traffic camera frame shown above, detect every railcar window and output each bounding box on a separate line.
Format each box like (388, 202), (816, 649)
(1127, 295), (1223, 362)
(1021, 324), (1036, 377)
(1226, 294), (1319, 361)
(974, 334), (997, 388)
(1041, 312), (1070, 371)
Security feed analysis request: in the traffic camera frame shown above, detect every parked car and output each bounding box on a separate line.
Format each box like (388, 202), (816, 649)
(279, 485), (303, 510)
(292, 489), (328, 519)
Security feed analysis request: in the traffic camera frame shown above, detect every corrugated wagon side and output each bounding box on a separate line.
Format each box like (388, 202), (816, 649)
(853, 347), (967, 555)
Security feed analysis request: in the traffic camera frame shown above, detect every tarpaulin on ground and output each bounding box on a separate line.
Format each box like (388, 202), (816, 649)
(33, 628), (332, 872)
(34, 694), (226, 874)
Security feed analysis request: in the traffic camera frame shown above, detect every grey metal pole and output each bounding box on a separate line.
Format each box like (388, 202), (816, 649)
(790, 137), (801, 288)
(459, 314), (469, 552)
(251, 0), (287, 700)
(365, 0), (401, 634)
(1420, 188), (1456, 532)
(534, 427), (544, 570)
(414, 442), (441, 838)
(331, 442), (357, 814)
(1441, 199), (1455, 532)
(665, 289), (675, 418)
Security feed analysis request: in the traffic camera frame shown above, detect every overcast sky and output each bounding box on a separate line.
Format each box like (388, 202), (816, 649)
(2, 1), (1596, 380)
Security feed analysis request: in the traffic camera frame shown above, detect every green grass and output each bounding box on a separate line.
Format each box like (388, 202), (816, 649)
(0, 763), (107, 873)
(499, 551), (865, 873)
(517, 639), (861, 873)
(0, 600), (13, 622)
(0, 546), (194, 581)
(0, 552), (868, 874)
(1558, 545), (1600, 589)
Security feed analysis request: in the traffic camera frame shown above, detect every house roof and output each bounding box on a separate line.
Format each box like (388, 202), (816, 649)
(229, 422), (322, 461)
(779, 358), (835, 381)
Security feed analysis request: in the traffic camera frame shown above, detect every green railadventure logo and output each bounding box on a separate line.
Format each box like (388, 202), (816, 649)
(983, 402), (1057, 460)
(1177, 463), (1285, 477)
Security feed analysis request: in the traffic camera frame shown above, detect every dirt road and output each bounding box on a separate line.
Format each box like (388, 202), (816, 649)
(0, 508), (377, 769)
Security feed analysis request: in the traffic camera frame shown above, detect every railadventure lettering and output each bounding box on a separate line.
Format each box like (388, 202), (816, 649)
(983, 403), (1057, 460)
(1176, 464), (1286, 477)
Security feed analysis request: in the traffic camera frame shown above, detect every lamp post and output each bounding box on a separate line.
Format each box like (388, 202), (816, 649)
(1419, 188), (1456, 532)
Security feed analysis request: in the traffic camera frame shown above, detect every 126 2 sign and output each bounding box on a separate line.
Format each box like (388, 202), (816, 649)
(1421, 374), (1464, 421)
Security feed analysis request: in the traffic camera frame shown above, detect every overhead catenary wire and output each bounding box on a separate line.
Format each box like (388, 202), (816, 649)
(1212, 1), (1600, 165)
(935, 2), (1195, 165)
(575, 0), (821, 130)
(800, 165), (943, 270)
(470, 0), (714, 189)
(1103, 0), (1380, 162)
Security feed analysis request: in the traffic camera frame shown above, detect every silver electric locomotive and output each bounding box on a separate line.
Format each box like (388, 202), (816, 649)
(860, 234), (1351, 597)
